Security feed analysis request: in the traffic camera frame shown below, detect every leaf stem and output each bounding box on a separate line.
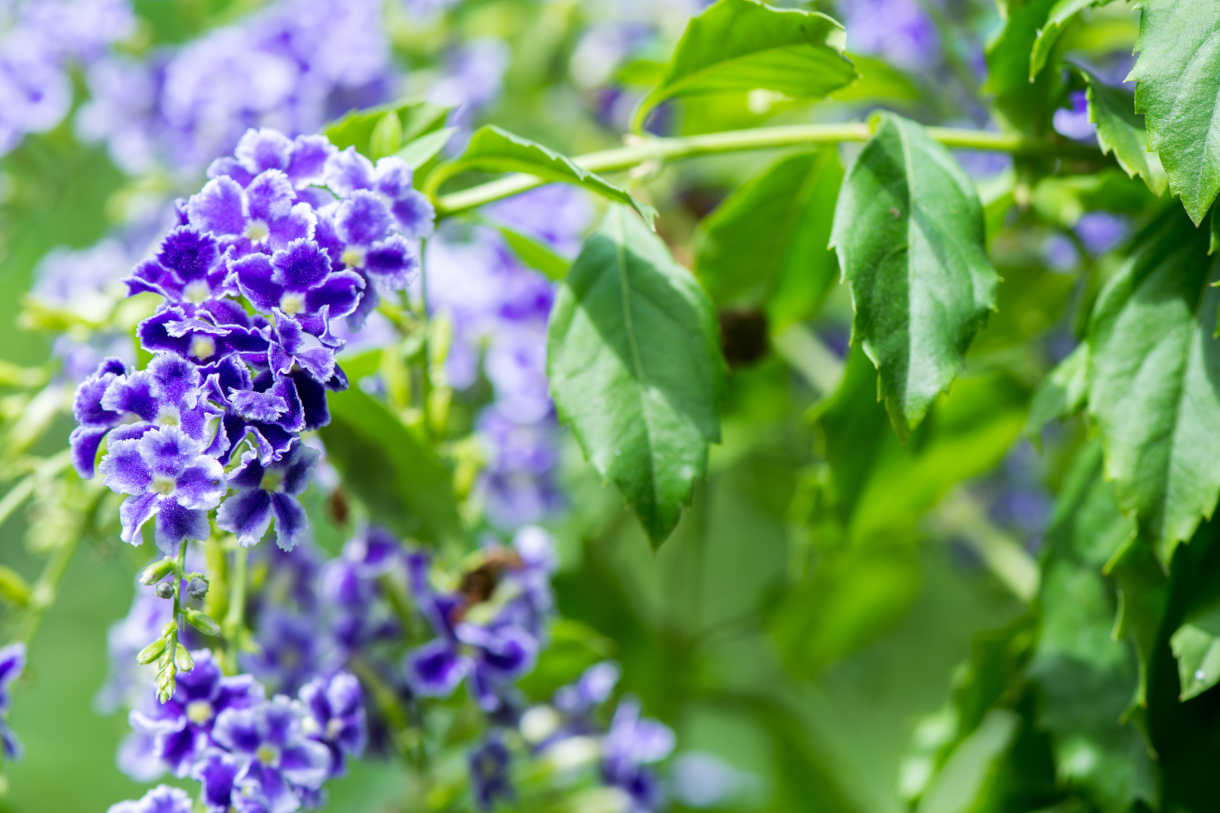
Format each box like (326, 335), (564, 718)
(434, 122), (1101, 217)
(223, 546), (248, 673)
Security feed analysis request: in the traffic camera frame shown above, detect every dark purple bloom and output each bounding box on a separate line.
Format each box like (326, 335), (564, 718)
(189, 171), (316, 254)
(232, 241), (364, 340)
(0, 642), (25, 761)
(217, 443), (318, 550)
(126, 226), (230, 304)
(211, 696), (332, 813)
(298, 672), (366, 777)
(128, 650), (265, 777)
(106, 784), (193, 813)
(403, 552), (540, 711)
(100, 426), (226, 549)
(468, 735), (513, 810)
(243, 609), (332, 695)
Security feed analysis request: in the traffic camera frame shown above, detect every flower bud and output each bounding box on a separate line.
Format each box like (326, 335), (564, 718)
(154, 581), (174, 599)
(185, 609), (221, 637)
(174, 644), (194, 673)
(140, 558), (176, 585)
(186, 576), (209, 600)
(136, 637), (167, 665)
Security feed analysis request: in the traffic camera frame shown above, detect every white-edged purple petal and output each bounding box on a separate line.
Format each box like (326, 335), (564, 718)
(188, 177), (246, 237)
(217, 489), (273, 547)
(269, 493), (307, 552)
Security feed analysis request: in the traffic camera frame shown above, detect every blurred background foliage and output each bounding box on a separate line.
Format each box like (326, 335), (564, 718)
(0, 0), (1165, 810)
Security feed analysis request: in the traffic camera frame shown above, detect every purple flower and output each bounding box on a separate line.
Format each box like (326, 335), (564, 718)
(404, 552), (540, 712)
(188, 172), (316, 254)
(468, 735), (513, 810)
(218, 443), (319, 551)
(840, 0), (939, 72)
(106, 785), (193, 813)
(100, 426), (226, 549)
(298, 673), (366, 777)
(243, 609), (332, 696)
(0, 642), (26, 761)
(601, 698), (675, 813)
(210, 696), (332, 813)
(1076, 212), (1128, 255)
(128, 650), (266, 777)
(1053, 90), (1096, 142)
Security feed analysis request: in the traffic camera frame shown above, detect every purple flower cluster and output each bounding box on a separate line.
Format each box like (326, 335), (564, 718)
(71, 127), (433, 553)
(429, 185), (592, 526)
(0, 643), (25, 762)
(77, 0), (394, 175)
(0, 0), (134, 154)
(112, 651), (364, 813)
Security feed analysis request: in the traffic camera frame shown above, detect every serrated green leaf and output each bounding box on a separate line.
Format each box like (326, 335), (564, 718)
(431, 126), (656, 226)
(695, 150), (842, 329)
(830, 113), (999, 437)
(1030, 0), (1116, 79)
(1087, 208), (1220, 561)
(319, 387), (462, 544)
(323, 97), (453, 158)
(547, 206), (724, 547)
(1129, 0), (1220, 224)
(1082, 68), (1167, 196)
(1170, 601), (1220, 700)
(1026, 443), (1156, 809)
(493, 224), (572, 282)
(631, 0), (856, 132)
(1025, 343), (1088, 442)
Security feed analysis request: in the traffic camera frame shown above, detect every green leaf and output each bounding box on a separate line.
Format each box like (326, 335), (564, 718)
(830, 113), (999, 437)
(986, 0), (1063, 134)
(431, 126), (656, 226)
(319, 387), (463, 544)
(493, 224), (572, 282)
(1086, 207), (1220, 561)
(695, 150), (842, 329)
(368, 112), (404, 159)
(916, 709), (1021, 813)
(396, 126), (456, 170)
(631, 0), (856, 132)
(1025, 343), (1088, 442)
(817, 345), (1027, 543)
(1170, 599), (1220, 700)
(1129, 0), (1220, 223)
(1030, 0), (1116, 79)
(547, 206), (724, 547)
(1082, 68), (1167, 196)
(323, 98), (453, 158)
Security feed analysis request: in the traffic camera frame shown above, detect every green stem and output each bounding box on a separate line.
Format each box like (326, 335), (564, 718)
(434, 122), (1101, 217)
(223, 546), (248, 673)
(932, 492), (1040, 603)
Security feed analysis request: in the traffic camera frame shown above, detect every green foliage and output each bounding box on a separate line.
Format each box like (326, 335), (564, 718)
(631, 0), (857, 131)
(1083, 67), (1167, 196)
(318, 387), (463, 545)
(429, 126), (657, 225)
(986, 0), (1063, 134)
(695, 150), (842, 329)
(1085, 208), (1220, 561)
(1029, 0), (1116, 79)
(830, 113), (998, 438)
(547, 206), (724, 547)
(1129, 0), (1220, 223)
(323, 97), (452, 160)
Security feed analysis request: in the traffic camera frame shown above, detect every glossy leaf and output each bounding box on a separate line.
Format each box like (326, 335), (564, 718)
(431, 126), (656, 226)
(695, 150), (842, 329)
(986, 0), (1062, 134)
(631, 0), (856, 131)
(547, 206), (724, 547)
(319, 387), (463, 544)
(1129, 0), (1220, 223)
(830, 113), (999, 437)
(1082, 68), (1167, 196)
(1086, 208), (1220, 561)
(396, 126), (456, 170)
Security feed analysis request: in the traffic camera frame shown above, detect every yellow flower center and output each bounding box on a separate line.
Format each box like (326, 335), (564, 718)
(189, 335), (217, 361)
(151, 475), (176, 496)
(186, 700), (213, 726)
(183, 280), (211, 304)
(278, 291), (306, 315)
(244, 219), (270, 243)
(341, 246), (366, 269)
